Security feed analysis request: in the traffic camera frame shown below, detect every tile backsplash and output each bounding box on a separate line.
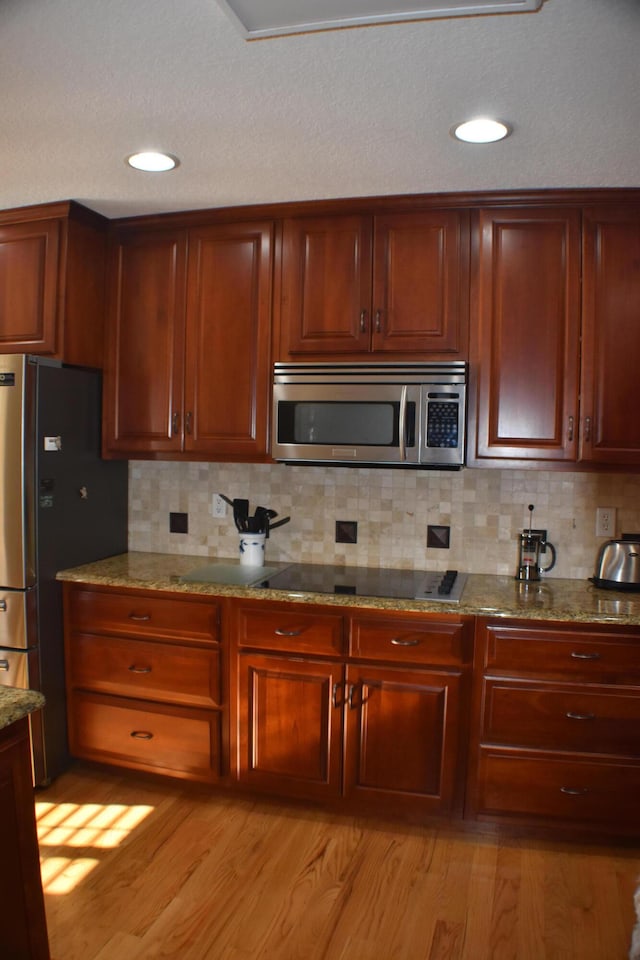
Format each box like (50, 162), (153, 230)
(128, 461), (640, 580)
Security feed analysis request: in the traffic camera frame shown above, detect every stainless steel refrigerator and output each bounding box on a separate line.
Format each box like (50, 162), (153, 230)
(0, 355), (127, 785)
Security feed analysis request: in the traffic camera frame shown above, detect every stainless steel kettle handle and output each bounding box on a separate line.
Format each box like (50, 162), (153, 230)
(541, 541), (557, 573)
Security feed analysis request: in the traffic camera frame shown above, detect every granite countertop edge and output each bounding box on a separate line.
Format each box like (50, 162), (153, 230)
(0, 687), (46, 732)
(56, 552), (640, 627)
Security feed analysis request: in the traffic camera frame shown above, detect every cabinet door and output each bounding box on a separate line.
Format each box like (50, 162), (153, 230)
(184, 222), (273, 459)
(237, 653), (343, 800)
(469, 207), (581, 464)
(580, 205), (640, 465)
(372, 210), (469, 355)
(280, 215), (372, 355)
(0, 218), (60, 353)
(344, 664), (464, 815)
(104, 229), (187, 454)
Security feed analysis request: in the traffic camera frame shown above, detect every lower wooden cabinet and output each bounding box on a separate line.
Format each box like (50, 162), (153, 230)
(62, 583), (640, 838)
(63, 584), (225, 784)
(467, 617), (640, 836)
(233, 600), (472, 818)
(343, 663), (465, 816)
(237, 653), (343, 800)
(0, 717), (50, 959)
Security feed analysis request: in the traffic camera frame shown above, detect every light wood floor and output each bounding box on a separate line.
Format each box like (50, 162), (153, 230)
(36, 763), (639, 960)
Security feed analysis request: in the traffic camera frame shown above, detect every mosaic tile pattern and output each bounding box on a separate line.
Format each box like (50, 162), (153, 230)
(128, 461), (640, 579)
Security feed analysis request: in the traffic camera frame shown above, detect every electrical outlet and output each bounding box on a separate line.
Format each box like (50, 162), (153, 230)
(212, 494), (227, 519)
(595, 506), (616, 538)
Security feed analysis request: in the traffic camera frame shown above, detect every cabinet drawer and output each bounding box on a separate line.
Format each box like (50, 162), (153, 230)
(482, 680), (640, 755)
(236, 606), (344, 656)
(68, 633), (221, 707)
(69, 692), (221, 783)
(475, 748), (640, 830)
(349, 616), (470, 666)
(484, 623), (640, 682)
(68, 587), (219, 644)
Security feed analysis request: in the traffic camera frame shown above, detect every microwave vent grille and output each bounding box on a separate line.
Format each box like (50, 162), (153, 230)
(274, 361), (467, 385)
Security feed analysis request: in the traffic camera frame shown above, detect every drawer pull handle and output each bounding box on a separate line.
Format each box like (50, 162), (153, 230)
(565, 711), (595, 721)
(0, 600), (6, 612)
(0, 659), (9, 671)
(274, 628), (303, 637)
(128, 665), (152, 674)
(570, 651), (601, 661)
(130, 730), (154, 740)
(560, 786), (589, 797)
(331, 682), (343, 708)
(129, 613), (151, 622)
(390, 637), (421, 647)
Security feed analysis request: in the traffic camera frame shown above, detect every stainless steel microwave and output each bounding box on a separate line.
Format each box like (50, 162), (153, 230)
(272, 362), (467, 468)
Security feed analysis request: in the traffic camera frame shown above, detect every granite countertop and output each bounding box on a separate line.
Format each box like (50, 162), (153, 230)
(56, 552), (640, 626)
(0, 687), (45, 732)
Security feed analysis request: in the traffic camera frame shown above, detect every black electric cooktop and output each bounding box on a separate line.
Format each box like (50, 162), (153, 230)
(256, 564), (468, 603)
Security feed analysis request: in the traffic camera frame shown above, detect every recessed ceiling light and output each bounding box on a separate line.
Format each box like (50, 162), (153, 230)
(126, 151), (179, 172)
(452, 118), (511, 143)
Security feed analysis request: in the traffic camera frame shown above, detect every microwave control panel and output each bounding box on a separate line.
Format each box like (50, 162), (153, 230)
(425, 397), (461, 449)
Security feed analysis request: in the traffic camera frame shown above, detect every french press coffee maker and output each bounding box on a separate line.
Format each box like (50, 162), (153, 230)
(515, 505), (557, 582)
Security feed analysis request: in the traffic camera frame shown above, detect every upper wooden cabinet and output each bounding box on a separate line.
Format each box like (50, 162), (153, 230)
(104, 228), (187, 456)
(103, 220), (273, 460)
(184, 223), (272, 459)
(277, 209), (469, 359)
(469, 202), (640, 468)
(580, 205), (640, 467)
(469, 207), (582, 465)
(0, 201), (107, 367)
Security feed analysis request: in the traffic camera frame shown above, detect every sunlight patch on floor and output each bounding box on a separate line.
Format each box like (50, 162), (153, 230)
(36, 801), (154, 894)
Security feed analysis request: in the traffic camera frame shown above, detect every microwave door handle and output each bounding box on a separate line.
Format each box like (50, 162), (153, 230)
(399, 385), (408, 462)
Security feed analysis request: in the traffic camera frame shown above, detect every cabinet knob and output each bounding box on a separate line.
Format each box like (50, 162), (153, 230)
(130, 730), (154, 740)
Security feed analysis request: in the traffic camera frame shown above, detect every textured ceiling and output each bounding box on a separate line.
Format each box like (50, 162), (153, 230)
(0, 0), (638, 219)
